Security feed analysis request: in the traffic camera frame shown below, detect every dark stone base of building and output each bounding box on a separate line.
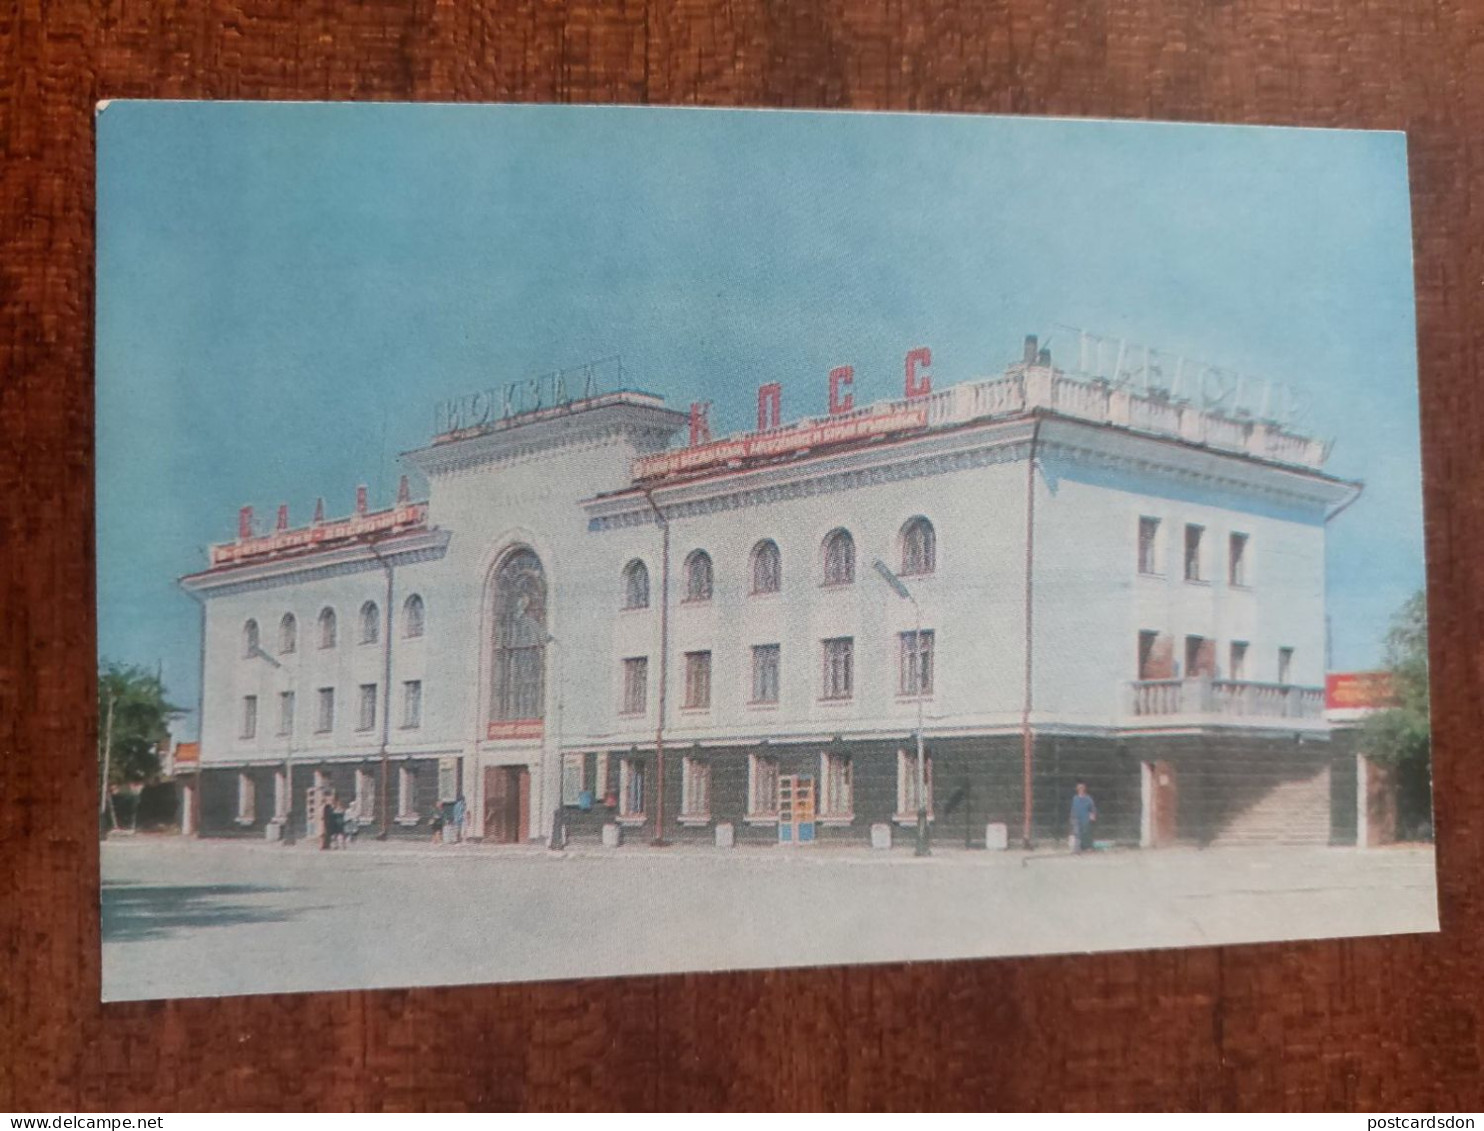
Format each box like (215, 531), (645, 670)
(189, 731), (1353, 848)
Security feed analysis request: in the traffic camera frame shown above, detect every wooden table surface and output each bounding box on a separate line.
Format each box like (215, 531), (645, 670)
(2, 0), (1481, 1112)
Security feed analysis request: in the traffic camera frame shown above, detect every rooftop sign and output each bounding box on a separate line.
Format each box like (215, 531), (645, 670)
(209, 502), (429, 567)
(433, 355), (621, 438)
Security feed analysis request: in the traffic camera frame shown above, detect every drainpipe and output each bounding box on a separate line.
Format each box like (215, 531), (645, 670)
(641, 487), (670, 846)
(1020, 416), (1042, 849)
(181, 585), (208, 838)
(368, 541), (396, 840)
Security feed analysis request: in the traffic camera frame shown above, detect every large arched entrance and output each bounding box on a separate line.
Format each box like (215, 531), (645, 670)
(483, 546), (547, 842)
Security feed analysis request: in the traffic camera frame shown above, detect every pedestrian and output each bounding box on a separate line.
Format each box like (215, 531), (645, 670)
(320, 793), (335, 852)
(430, 802), (445, 845)
(1069, 781), (1097, 853)
(343, 796), (360, 845)
(450, 796), (466, 844)
(331, 800), (347, 849)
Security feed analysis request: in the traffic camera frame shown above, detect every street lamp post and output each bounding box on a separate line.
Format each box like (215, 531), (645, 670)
(543, 631), (565, 850)
(872, 559), (930, 857)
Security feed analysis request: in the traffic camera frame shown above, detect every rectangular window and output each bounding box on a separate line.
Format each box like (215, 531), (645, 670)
(240, 695), (258, 740)
(621, 657), (648, 716)
(820, 753), (853, 819)
(357, 683), (377, 732)
(1137, 630), (1170, 680)
(898, 629), (935, 696)
(1185, 635), (1215, 678)
(561, 753), (585, 807)
(620, 758), (646, 818)
(751, 644), (780, 704)
(1184, 524), (1204, 581)
(896, 749), (934, 820)
(277, 691), (295, 736)
(748, 753), (780, 819)
(316, 687), (335, 733)
(401, 680), (422, 729)
(683, 651), (712, 710)
(236, 772), (255, 823)
(1229, 532), (1250, 587)
(681, 756), (711, 819)
(437, 759), (458, 803)
(397, 766), (415, 820)
(1278, 646), (1294, 684)
(356, 767), (376, 821)
(1138, 516), (1161, 575)
(821, 637), (854, 700)
(1230, 641), (1248, 681)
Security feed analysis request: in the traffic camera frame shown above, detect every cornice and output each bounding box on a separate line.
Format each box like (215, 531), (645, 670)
(181, 529), (452, 598)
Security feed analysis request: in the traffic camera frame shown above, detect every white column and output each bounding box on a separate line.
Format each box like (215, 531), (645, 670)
(1356, 752), (1369, 849)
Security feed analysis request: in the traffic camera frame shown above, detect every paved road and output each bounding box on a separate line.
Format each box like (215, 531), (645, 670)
(101, 837), (1439, 1001)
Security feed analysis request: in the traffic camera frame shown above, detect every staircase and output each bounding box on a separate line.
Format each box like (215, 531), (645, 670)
(1208, 764), (1332, 846)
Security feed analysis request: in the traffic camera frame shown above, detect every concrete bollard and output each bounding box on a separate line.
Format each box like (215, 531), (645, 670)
(984, 822), (1009, 850)
(601, 822), (622, 848)
(715, 822), (735, 849)
(870, 823), (892, 850)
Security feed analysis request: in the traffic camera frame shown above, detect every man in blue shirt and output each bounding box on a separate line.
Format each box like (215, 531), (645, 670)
(1070, 782), (1097, 852)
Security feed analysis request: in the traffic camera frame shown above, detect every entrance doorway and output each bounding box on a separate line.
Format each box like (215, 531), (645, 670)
(484, 765), (531, 844)
(1146, 760), (1178, 848)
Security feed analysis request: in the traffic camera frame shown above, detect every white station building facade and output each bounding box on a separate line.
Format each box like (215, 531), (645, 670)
(179, 335), (1361, 849)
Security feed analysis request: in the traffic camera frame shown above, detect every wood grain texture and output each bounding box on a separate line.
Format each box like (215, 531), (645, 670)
(2, 0), (1481, 1111)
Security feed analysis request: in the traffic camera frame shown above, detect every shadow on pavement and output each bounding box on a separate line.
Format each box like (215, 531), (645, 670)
(102, 881), (300, 943)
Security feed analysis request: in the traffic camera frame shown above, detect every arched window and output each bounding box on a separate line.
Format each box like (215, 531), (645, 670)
(243, 619), (260, 657)
(750, 539), (781, 595)
(622, 560), (650, 610)
(359, 601), (380, 645)
(318, 607), (337, 649)
(900, 516), (936, 576)
(684, 550), (713, 602)
(491, 548), (547, 722)
(278, 613), (297, 655)
(822, 529), (855, 586)
(403, 593), (425, 638)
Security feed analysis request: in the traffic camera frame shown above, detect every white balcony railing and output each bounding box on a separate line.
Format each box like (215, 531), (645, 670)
(1129, 678), (1325, 721)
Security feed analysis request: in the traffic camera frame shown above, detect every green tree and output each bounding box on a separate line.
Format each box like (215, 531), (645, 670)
(98, 660), (182, 788)
(1360, 589), (1431, 772)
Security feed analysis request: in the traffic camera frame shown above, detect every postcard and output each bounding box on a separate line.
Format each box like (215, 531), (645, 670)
(96, 103), (1436, 1001)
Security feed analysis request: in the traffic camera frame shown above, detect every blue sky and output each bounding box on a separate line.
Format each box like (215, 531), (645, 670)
(96, 103), (1423, 730)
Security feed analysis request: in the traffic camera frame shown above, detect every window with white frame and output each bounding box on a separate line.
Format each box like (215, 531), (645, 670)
(357, 683), (377, 732)
(403, 593), (425, 638)
(243, 619), (260, 658)
(316, 687), (335, 733)
(748, 753), (780, 819)
(750, 539), (781, 595)
(683, 550), (713, 602)
(681, 756), (711, 820)
(1138, 516), (1161, 575)
(896, 748), (934, 820)
(621, 657), (648, 716)
(821, 528), (855, 586)
(318, 607), (337, 649)
(900, 516), (936, 576)
(751, 644), (780, 704)
(279, 612), (297, 654)
(819, 753), (853, 820)
(1184, 524), (1204, 582)
(360, 601), (380, 645)
(898, 629), (935, 696)
(622, 559), (650, 610)
(620, 758), (646, 818)
(1278, 646), (1294, 685)
(277, 691), (295, 736)
(401, 680), (422, 729)
(561, 752), (585, 807)
(821, 637), (854, 700)
(236, 772), (256, 823)
(397, 765), (415, 820)
(683, 651), (712, 710)
(1229, 532), (1250, 587)
(240, 695), (258, 740)
(1230, 641), (1249, 681)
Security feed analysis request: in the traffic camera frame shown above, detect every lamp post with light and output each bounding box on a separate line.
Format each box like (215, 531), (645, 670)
(871, 558), (930, 857)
